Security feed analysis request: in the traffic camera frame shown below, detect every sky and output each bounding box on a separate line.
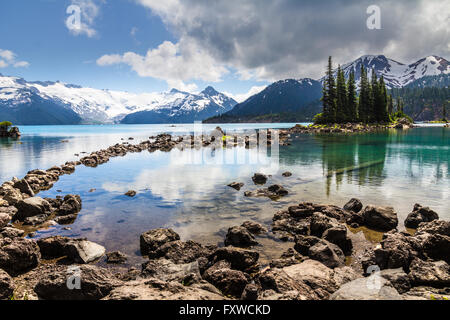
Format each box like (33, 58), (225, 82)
(0, 0), (448, 101)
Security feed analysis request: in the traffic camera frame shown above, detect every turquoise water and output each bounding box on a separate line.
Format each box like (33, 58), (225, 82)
(0, 124), (449, 266)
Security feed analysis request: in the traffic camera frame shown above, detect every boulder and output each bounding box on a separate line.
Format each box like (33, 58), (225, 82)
(241, 221), (268, 235)
(14, 197), (52, 221)
(343, 198), (363, 213)
(152, 240), (215, 264)
(0, 269), (14, 299)
(322, 224), (353, 255)
(404, 204), (439, 229)
(0, 212), (10, 229)
(241, 283), (259, 300)
(13, 179), (35, 197)
(308, 240), (346, 269)
(203, 261), (249, 298)
(106, 251), (128, 264)
(224, 226), (258, 248)
(210, 247), (259, 273)
(330, 276), (402, 300)
(378, 268), (411, 294)
(23, 214), (49, 226)
(362, 205), (398, 231)
(37, 236), (105, 263)
(140, 228), (180, 256)
(125, 190), (137, 197)
(65, 240), (106, 264)
(0, 227), (24, 239)
(282, 172), (292, 177)
(104, 278), (224, 300)
(422, 234), (450, 263)
(56, 195), (82, 216)
(227, 182), (244, 191)
(282, 260), (358, 299)
(416, 220), (450, 236)
(0, 238), (40, 276)
(142, 258), (201, 283)
(2, 188), (23, 206)
(408, 258), (450, 288)
(252, 173), (268, 185)
(258, 268), (319, 300)
(34, 265), (122, 300)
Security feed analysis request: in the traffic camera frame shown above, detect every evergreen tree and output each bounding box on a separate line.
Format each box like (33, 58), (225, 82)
(359, 65), (370, 123)
(377, 76), (389, 122)
(347, 71), (358, 122)
(322, 56), (337, 123)
(336, 65), (348, 122)
(370, 68), (379, 122)
(387, 94), (394, 116)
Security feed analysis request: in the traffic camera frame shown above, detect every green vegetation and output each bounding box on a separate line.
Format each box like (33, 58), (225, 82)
(0, 121), (13, 128)
(389, 87), (449, 121)
(318, 56), (391, 124)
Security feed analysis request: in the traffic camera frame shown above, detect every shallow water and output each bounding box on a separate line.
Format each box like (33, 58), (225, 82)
(1, 124), (449, 266)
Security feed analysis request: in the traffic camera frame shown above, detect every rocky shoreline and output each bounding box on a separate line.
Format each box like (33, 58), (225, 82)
(1, 128), (449, 300)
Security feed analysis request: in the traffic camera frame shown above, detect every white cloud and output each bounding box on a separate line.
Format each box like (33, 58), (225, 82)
(66, 0), (102, 38)
(136, 0), (450, 81)
(0, 49), (30, 68)
(97, 40), (229, 91)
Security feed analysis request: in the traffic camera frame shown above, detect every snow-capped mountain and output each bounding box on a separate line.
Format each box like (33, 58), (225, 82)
(323, 55), (450, 89)
(0, 74), (237, 125)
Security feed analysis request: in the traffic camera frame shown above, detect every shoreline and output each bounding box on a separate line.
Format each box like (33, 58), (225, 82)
(1, 126), (449, 300)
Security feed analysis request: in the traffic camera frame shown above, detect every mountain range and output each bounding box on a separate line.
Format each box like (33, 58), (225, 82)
(207, 55), (449, 123)
(0, 75), (236, 125)
(0, 55), (448, 125)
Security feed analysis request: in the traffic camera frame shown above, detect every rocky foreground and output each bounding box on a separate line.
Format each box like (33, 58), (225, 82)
(1, 130), (449, 300)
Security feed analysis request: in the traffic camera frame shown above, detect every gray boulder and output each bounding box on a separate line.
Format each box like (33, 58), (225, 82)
(14, 197), (52, 221)
(330, 276), (402, 300)
(140, 228), (180, 256)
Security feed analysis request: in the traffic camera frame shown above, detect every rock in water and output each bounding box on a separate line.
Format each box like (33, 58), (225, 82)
(343, 198), (363, 213)
(404, 204), (439, 229)
(203, 261), (249, 298)
(252, 173), (268, 185)
(227, 182), (244, 191)
(14, 197), (52, 221)
(125, 190), (137, 197)
(13, 179), (35, 197)
(140, 228), (180, 256)
(362, 205), (398, 231)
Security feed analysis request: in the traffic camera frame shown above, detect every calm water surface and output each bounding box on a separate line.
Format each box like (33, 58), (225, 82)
(0, 124), (448, 266)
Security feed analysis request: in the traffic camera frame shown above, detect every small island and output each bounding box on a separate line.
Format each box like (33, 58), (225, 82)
(0, 121), (21, 138)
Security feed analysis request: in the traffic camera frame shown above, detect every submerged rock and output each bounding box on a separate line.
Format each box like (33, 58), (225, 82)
(241, 221), (268, 235)
(125, 190), (137, 197)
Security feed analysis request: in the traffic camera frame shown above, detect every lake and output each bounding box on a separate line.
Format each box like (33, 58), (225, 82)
(0, 124), (449, 266)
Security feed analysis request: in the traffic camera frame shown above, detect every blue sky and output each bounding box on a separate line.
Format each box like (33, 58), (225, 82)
(0, 0), (269, 98)
(0, 0), (447, 100)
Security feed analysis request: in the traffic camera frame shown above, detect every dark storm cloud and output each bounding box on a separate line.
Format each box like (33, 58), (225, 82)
(139, 0), (449, 80)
